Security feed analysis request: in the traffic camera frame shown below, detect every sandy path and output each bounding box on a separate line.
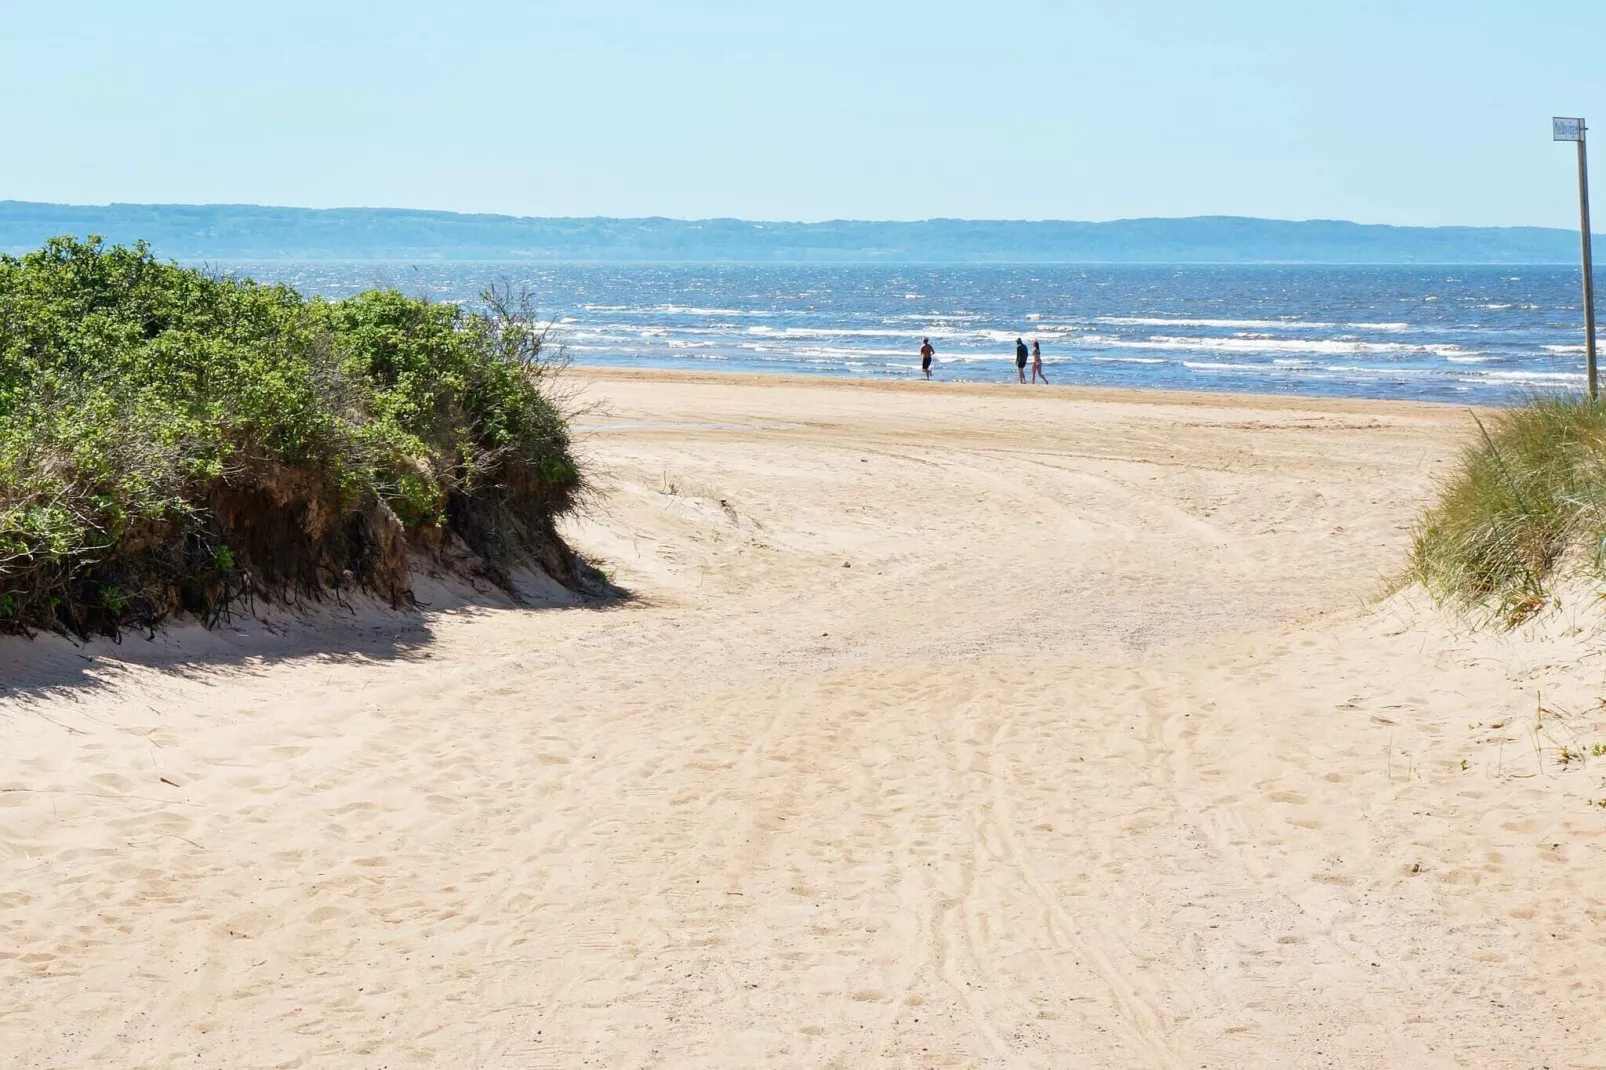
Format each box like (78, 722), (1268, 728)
(5, 370), (1606, 1068)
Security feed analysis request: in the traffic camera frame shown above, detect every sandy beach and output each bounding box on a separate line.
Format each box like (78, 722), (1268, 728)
(5, 368), (1606, 1069)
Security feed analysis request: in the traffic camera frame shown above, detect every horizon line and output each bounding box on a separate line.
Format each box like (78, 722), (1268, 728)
(0, 199), (1588, 234)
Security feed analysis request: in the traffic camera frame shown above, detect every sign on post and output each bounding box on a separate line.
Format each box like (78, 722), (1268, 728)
(1554, 116), (1597, 399)
(1556, 117), (1586, 142)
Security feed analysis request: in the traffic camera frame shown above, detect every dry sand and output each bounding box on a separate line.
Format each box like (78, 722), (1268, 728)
(5, 369), (1606, 1069)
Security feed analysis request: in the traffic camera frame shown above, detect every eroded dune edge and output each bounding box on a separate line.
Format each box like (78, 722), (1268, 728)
(5, 370), (1604, 1069)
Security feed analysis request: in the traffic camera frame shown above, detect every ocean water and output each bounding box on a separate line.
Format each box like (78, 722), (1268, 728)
(202, 261), (1595, 405)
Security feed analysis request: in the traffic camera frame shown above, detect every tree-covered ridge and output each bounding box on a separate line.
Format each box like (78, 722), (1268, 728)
(0, 237), (585, 638)
(0, 202), (1597, 263)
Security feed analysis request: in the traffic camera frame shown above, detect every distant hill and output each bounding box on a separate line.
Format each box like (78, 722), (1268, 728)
(0, 201), (1595, 264)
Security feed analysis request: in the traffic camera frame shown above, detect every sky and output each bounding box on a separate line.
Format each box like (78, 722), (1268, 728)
(1, 1), (1603, 227)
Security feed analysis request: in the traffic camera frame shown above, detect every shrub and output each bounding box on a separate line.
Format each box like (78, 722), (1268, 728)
(1410, 394), (1606, 624)
(0, 236), (584, 638)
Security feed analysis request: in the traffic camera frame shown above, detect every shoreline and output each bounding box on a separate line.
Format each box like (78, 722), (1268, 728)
(568, 363), (1495, 418)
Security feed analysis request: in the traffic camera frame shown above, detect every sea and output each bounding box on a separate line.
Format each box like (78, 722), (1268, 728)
(200, 261), (1596, 406)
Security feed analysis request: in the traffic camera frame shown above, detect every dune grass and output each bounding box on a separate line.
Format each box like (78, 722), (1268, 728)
(0, 237), (585, 638)
(1410, 394), (1606, 624)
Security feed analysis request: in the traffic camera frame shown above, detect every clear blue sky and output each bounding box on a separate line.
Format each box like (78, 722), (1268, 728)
(2, 1), (1602, 227)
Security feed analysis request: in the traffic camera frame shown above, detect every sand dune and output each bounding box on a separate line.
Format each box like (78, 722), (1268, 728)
(5, 370), (1606, 1068)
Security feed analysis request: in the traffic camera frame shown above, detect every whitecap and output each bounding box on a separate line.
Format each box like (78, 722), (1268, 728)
(1097, 316), (1330, 330)
(1181, 361), (1265, 372)
(654, 305), (772, 317)
(1117, 334), (1469, 358)
(1478, 370), (1587, 383)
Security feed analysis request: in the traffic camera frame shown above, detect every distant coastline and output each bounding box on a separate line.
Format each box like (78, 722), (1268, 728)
(0, 201), (1598, 264)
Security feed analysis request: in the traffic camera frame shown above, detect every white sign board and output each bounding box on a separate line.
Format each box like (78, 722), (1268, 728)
(1554, 117), (1585, 142)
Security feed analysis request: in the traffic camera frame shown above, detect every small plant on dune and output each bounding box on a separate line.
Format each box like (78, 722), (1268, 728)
(0, 237), (588, 638)
(1410, 395), (1606, 624)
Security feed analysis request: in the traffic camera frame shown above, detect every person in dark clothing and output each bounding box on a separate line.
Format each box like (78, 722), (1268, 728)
(1014, 337), (1029, 383)
(920, 337), (935, 380)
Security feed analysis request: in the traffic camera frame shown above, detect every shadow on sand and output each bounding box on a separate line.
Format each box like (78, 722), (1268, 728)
(0, 563), (632, 704)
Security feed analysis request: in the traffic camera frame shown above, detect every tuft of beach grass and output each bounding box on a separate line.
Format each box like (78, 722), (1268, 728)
(1410, 393), (1606, 625)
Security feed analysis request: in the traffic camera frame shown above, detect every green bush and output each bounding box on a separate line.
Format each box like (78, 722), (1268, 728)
(0, 236), (584, 637)
(1410, 394), (1606, 624)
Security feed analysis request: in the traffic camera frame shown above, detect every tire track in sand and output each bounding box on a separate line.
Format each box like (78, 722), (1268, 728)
(982, 714), (1186, 1070)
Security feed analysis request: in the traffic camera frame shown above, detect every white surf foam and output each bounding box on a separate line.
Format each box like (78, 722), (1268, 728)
(1477, 370), (1587, 383)
(655, 305), (773, 317)
(1094, 334), (1475, 359)
(1098, 316), (1330, 330)
(1182, 361), (1265, 372)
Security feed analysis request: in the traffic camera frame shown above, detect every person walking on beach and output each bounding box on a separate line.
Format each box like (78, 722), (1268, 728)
(920, 337), (935, 380)
(1030, 339), (1048, 384)
(1014, 337), (1029, 383)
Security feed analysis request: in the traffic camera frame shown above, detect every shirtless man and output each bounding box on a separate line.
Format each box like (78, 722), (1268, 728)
(920, 337), (935, 380)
